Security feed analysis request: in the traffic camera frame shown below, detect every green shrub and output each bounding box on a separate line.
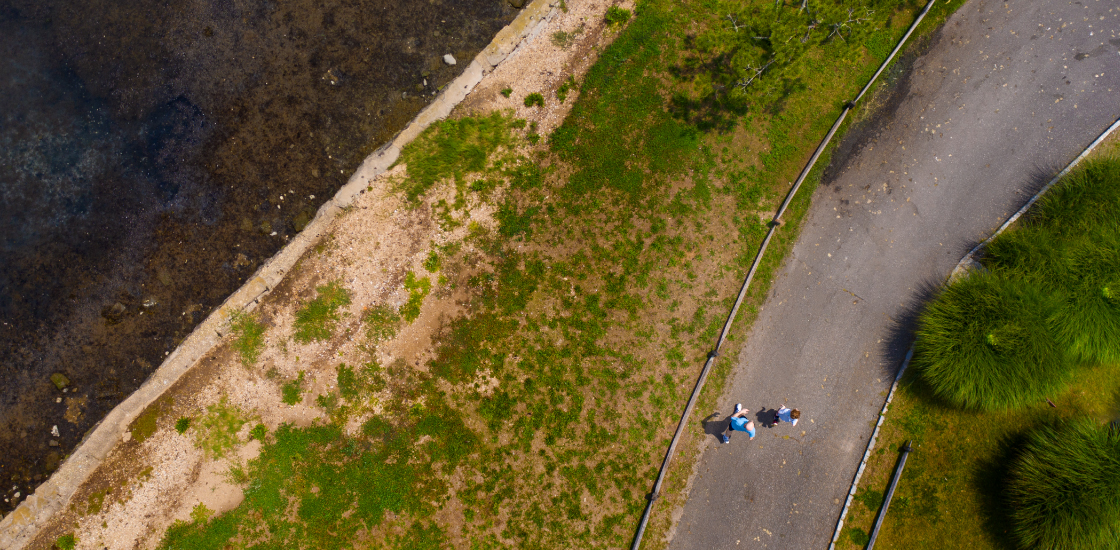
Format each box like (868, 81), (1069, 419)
(229, 311), (266, 366)
(523, 93), (545, 108)
(1007, 419), (1120, 549)
(293, 281), (351, 343)
(500, 87), (512, 98)
(912, 271), (1072, 410)
(175, 417), (191, 434)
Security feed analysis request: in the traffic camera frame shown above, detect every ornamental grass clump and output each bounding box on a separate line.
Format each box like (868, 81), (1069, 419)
(1050, 233), (1120, 365)
(1029, 157), (1120, 239)
(985, 157), (1120, 365)
(1006, 419), (1120, 550)
(912, 271), (1071, 410)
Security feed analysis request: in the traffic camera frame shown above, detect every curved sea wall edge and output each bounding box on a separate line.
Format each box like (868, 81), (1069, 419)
(0, 1), (557, 546)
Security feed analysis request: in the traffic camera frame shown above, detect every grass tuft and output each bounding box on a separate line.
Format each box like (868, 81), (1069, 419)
(55, 533), (77, 550)
(229, 311), (266, 367)
(1007, 419), (1120, 549)
(912, 271), (1072, 410)
(293, 281), (351, 343)
(605, 6), (631, 26)
(523, 92), (545, 108)
(175, 417), (191, 434)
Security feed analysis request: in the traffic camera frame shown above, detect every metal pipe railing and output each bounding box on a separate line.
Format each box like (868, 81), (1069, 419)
(630, 2), (937, 547)
(867, 440), (913, 549)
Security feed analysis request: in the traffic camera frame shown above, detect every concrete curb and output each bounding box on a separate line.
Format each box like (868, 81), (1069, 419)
(0, 2), (557, 547)
(828, 114), (1120, 550)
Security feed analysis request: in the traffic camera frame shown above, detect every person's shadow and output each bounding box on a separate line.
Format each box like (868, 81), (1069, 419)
(701, 412), (729, 441)
(757, 407), (778, 429)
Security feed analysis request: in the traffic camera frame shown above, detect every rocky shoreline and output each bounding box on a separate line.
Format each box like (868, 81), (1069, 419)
(1, 0), (585, 546)
(0, 0), (519, 515)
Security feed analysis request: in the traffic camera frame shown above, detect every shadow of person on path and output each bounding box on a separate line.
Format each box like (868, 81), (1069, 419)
(757, 407), (778, 429)
(701, 412), (729, 442)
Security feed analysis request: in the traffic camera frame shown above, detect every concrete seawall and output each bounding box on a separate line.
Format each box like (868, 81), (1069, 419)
(0, 1), (557, 546)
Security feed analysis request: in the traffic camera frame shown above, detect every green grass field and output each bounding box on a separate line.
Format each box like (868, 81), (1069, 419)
(154, 0), (972, 548)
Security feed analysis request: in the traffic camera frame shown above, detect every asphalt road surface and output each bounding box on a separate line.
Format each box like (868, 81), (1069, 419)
(668, 1), (1120, 548)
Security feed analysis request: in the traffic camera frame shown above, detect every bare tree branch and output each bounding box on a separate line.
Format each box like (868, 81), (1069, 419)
(828, 8), (874, 41)
(735, 58), (776, 90)
(726, 14), (743, 32)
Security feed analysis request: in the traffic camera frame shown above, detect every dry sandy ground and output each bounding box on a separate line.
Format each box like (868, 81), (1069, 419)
(27, 1), (633, 548)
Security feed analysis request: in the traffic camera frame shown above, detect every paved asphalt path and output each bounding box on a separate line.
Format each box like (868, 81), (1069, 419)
(668, 1), (1120, 548)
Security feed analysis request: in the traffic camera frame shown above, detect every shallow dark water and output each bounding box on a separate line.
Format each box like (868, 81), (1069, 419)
(0, 0), (516, 513)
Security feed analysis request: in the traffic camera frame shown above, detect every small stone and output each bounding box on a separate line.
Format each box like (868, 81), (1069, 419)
(101, 302), (127, 322)
(51, 425), (60, 437)
(49, 440), (59, 447)
(443, 54), (457, 65)
(50, 373), (70, 390)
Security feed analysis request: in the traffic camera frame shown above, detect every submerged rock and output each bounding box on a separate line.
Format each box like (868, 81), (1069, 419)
(443, 53), (457, 65)
(50, 372), (70, 390)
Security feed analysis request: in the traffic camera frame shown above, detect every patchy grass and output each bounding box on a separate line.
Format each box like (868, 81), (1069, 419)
(154, 0), (961, 548)
(193, 397), (250, 459)
(129, 395), (173, 444)
(396, 112), (512, 202)
(551, 26), (583, 50)
(400, 272), (432, 323)
(281, 371), (305, 405)
(363, 304), (401, 342)
(293, 281), (351, 343)
(229, 312), (266, 367)
(556, 76), (577, 102)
